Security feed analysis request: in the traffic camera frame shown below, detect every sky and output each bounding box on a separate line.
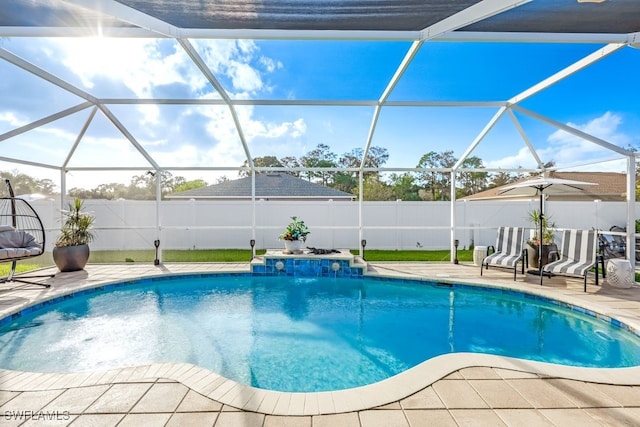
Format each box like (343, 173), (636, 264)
(0, 35), (639, 190)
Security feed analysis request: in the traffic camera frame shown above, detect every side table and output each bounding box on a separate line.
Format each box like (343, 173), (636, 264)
(605, 259), (634, 288)
(473, 246), (488, 266)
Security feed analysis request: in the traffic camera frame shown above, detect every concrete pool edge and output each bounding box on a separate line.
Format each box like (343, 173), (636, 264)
(1, 354), (639, 416)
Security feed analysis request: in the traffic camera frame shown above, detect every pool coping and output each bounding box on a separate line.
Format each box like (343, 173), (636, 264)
(1, 262), (639, 416)
(1, 354), (639, 416)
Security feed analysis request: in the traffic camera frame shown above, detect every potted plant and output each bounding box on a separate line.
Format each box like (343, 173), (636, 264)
(279, 216), (310, 254)
(52, 198), (95, 272)
(526, 209), (557, 269)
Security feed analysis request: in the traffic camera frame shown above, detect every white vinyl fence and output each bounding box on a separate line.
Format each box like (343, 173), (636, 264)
(30, 198), (632, 252)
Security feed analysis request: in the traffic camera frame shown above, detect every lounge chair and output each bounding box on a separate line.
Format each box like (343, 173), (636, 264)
(480, 226), (526, 280)
(540, 229), (600, 292)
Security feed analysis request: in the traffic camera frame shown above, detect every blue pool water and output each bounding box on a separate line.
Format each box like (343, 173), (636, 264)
(0, 275), (639, 392)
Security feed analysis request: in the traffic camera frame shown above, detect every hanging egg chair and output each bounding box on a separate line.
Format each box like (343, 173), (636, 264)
(0, 179), (53, 287)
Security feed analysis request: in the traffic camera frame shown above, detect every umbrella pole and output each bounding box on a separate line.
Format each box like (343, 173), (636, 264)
(539, 193), (544, 285)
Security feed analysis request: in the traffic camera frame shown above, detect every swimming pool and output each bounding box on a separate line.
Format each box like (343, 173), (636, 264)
(0, 274), (638, 392)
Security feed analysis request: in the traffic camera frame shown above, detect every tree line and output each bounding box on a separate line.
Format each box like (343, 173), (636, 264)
(0, 170), (197, 200)
(10, 142), (637, 201)
(1, 145), (538, 201)
(236, 144), (529, 201)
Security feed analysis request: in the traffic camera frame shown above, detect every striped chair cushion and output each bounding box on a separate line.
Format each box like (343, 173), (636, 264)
(484, 227), (525, 267)
(543, 229), (596, 276)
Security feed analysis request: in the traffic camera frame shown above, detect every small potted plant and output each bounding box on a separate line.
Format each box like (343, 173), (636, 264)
(279, 216), (310, 254)
(52, 198), (95, 272)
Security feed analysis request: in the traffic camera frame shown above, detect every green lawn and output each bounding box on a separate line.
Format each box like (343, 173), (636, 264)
(86, 249), (268, 263)
(353, 249), (473, 262)
(0, 263), (43, 276)
(85, 249), (473, 263)
(0, 248), (470, 276)
(3, 249), (638, 283)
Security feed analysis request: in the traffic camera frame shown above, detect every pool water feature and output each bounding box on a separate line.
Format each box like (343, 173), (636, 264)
(0, 275), (638, 392)
(250, 249), (366, 277)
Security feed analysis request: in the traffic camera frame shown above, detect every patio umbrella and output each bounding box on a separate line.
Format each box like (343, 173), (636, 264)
(498, 176), (597, 274)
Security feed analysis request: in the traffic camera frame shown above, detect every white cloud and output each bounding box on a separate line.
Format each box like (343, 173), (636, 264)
(245, 120), (306, 142)
(2, 37), (313, 187)
(192, 39), (265, 96)
(65, 135), (148, 168)
(52, 38), (203, 98)
(484, 146), (535, 169)
(291, 119), (307, 138)
(45, 37), (305, 171)
(137, 137), (168, 148)
(237, 39), (258, 56)
(0, 111), (27, 127)
(256, 119), (307, 140)
(260, 56), (283, 73)
(548, 111), (630, 148)
(228, 62), (263, 93)
(486, 112), (631, 170)
(151, 144), (201, 166)
(137, 105), (160, 126)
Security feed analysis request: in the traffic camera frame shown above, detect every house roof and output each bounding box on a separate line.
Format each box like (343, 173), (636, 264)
(462, 172), (628, 202)
(167, 173), (355, 200)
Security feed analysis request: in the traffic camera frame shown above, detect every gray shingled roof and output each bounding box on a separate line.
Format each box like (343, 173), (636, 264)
(168, 173), (354, 200)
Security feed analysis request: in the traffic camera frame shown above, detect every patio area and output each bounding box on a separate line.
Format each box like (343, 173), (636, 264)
(0, 261), (639, 426)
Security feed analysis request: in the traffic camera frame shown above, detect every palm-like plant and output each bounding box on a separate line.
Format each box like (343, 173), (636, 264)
(56, 198), (95, 247)
(527, 209), (555, 246)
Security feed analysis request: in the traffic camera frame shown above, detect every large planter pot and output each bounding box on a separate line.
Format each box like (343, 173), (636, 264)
(526, 244), (538, 269)
(53, 244), (90, 272)
(283, 239), (304, 254)
(527, 243), (557, 269)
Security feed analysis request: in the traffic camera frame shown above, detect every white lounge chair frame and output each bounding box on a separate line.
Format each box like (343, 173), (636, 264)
(540, 229), (600, 292)
(480, 226), (526, 281)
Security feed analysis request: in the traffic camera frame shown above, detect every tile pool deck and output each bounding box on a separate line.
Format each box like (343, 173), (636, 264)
(0, 261), (639, 426)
